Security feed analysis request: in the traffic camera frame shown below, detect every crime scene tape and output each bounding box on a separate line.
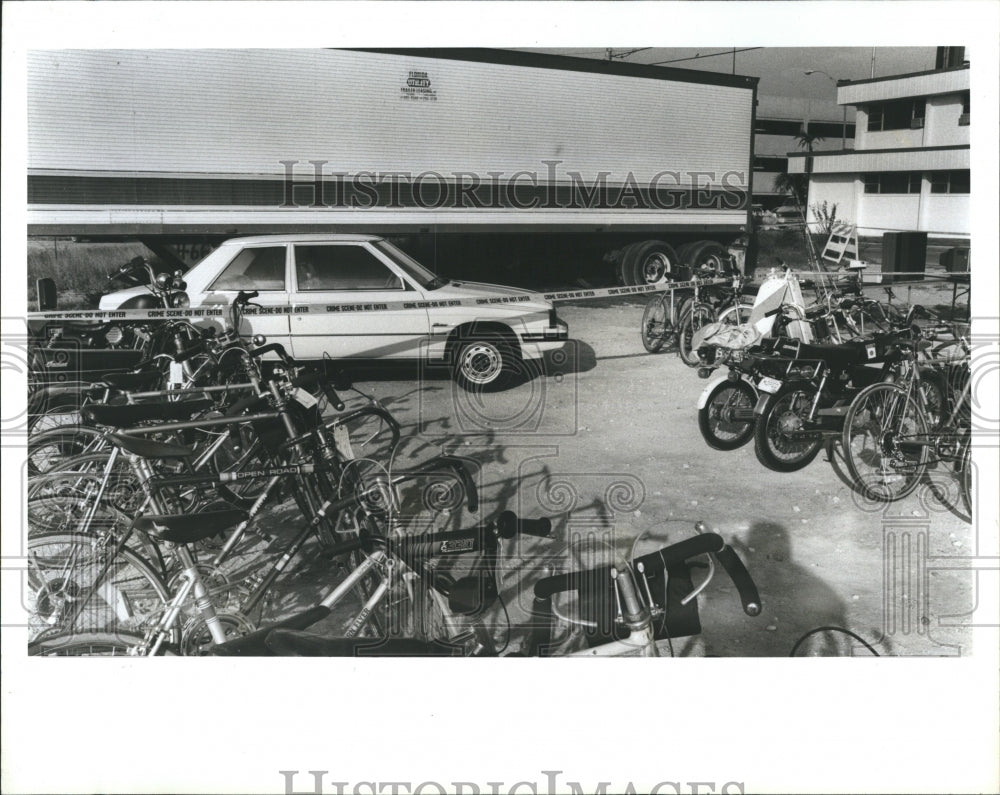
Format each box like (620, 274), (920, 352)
(26, 276), (731, 323)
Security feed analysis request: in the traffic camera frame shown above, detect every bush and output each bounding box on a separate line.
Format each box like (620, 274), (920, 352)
(27, 240), (154, 309)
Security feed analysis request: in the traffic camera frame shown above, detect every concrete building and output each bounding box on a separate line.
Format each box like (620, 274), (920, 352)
(753, 94), (856, 207)
(788, 57), (970, 240)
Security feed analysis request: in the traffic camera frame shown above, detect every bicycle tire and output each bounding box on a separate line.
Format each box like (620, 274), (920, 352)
(841, 382), (929, 502)
(959, 434), (972, 517)
(28, 630), (150, 656)
(678, 303), (718, 366)
(698, 379), (757, 450)
(917, 368), (946, 433)
(28, 425), (107, 476)
(27, 532), (172, 642)
(640, 295), (671, 353)
(753, 386), (825, 472)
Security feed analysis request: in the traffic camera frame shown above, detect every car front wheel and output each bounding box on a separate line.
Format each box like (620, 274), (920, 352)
(453, 335), (516, 392)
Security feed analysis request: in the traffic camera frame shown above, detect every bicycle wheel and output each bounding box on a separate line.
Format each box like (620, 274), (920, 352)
(841, 383), (929, 502)
(716, 302), (753, 327)
(754, 386), (825, 472)
(698, 379), (757, 450)
(679, 303), (718, 366)
(917, 368), (946, 432)
(27, 532), (171, 642)
(958, 434), (972, 516)
(29, 463), (147, 519)
(640, 295), (672, 353)
(208, 427), (273, 509)
(28, 630), (147, 656)
(28, 426), (107, 476)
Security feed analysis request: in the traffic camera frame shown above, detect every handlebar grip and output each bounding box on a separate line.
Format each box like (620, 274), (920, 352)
(439, 457), (478, 514)
(496, 511), (552, 539)
(173, 339), (206, 363)
(712, 545), (762, 617)
(225, 392), (266, 416)
(322, 381), (346, 412)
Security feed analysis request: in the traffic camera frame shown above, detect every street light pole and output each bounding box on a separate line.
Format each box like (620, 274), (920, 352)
(805, 69), (847, 149)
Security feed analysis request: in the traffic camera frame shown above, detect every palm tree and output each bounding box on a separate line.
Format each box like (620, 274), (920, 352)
(774, 129), (826, 208)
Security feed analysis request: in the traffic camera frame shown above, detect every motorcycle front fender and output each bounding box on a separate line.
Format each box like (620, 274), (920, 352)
(696, 374), (730, 410)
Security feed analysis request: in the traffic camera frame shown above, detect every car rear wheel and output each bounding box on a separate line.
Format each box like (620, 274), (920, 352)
(453, 334), (516, 392)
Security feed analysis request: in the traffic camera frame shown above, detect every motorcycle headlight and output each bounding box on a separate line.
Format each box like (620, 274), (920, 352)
(104, 325), (124, 345)
(171, 292), (190, 309)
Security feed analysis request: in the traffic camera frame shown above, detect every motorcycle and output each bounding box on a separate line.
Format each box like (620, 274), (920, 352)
(28, 257), (195, 431)
(750, 329), (912, 472)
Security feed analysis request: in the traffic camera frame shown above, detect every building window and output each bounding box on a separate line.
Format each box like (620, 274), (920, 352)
(959, 91), (970, 125)
(866, 98), (926, 132)
(929, 170), (970, 194)
(863, 172), (922, 194)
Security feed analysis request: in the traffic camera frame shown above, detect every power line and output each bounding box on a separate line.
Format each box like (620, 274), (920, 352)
(646, 47), (763, 66)
(610, 47), (653, 60)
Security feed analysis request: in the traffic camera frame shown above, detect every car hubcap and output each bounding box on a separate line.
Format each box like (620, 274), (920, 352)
(462, 343), (502, 384)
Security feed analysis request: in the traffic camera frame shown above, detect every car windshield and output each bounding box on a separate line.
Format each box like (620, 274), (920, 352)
(372, 240), (448, 290)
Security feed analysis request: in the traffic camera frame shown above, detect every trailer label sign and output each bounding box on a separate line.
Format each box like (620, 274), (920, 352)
(401, 71), (437, 101)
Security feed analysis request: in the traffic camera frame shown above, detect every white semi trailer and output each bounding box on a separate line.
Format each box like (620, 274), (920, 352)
(27, 48), (759, 285)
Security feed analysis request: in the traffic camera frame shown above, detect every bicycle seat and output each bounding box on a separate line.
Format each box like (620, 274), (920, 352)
(106, 432), (195, 459)
(264, 629), (464, 657)
(82, 398), (213, 427)
(100, 371), (163, 392)
(135, 508), (248, 544)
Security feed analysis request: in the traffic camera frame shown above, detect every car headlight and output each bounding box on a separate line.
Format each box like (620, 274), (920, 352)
(171, 292), (190, 308)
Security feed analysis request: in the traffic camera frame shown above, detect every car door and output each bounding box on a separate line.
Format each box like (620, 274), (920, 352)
(288, 242), (430, 360)
(195, 243), (292, 349)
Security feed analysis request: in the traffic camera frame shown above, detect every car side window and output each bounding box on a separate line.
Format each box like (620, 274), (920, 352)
(295, 245), (404, 291)
(210, 246), (286, 290)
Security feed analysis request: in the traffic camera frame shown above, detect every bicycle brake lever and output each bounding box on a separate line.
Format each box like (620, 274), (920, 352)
(679, 550), (716, 606)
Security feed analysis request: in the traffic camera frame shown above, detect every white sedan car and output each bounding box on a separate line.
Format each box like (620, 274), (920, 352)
(100, 234), (568, 390)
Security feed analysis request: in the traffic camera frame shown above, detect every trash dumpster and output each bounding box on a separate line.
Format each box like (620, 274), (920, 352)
(881, 232), (927, 283)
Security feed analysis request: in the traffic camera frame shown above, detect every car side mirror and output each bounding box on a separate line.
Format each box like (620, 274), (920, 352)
(36, 278), (57, 311)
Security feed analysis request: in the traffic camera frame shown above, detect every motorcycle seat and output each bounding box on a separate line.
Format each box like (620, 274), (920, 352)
(773, 338), (872, 371)
(82, 398), (213, 428)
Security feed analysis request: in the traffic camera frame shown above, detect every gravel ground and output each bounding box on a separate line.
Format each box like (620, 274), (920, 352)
(258, 272), (978, 657)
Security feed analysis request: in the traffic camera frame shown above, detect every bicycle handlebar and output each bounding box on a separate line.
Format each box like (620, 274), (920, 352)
(536, 530), (761, 617)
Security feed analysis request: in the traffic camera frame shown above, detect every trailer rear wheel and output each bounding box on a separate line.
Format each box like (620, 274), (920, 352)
(615, 242), (640, 286)
(629, 240), (679, 286)
(687, 241), (732, 275)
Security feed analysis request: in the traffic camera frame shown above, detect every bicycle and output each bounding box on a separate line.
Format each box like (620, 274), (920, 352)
(213, 519), (761, 658)
(840, 319), (972, 509)
(29, 502), (512, 658)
